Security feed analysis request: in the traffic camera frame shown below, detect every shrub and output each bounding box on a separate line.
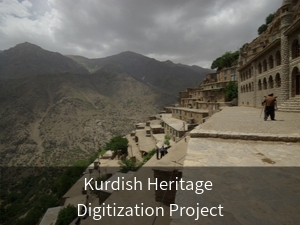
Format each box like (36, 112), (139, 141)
(119, 158), (141, 173)
(55, 205), (77, 225)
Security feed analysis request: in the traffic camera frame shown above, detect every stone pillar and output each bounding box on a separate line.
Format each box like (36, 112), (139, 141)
(280, 0), (293, 101)
(252, 64), (257, 107)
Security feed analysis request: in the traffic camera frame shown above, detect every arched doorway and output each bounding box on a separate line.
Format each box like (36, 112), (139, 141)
(292, 67), (300, 96)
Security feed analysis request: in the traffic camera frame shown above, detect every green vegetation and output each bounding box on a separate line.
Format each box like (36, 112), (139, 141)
(119, 149), (156, 173)
(105, 136), (129, 154)
(211, 51), (239, 70)
(164, 135), (171, 146)
(119, 158), (141, 173)
(0, 150), (100, 225)
(258, 24), (268, 35)
(257, 13), (275, 35)
(99, 149), (107, 155)
(0, 135), (151, 225)
(266, 13), (275, 25)
(55, 205), (77, 225)
(225, 81), (238, 101)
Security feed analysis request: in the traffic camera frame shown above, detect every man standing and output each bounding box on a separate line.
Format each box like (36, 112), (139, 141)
(262, 93), (277, 121)
(160, 146), (165, 158)
(156, 147), (160, 160)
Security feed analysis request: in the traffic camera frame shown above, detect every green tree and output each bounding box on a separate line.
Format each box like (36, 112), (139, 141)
(211, 57), (222, 69)
(211, 51), (239, 70)
(266, 13), (275, 25)
(55, 205), (77, 225)
(105, 136), (129, 154)
(258, 24), (268, 35)
(225, 81), (238, 101)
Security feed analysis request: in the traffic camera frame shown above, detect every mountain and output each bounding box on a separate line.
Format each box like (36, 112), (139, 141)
(0, 42), (89, 79)
(0, 42), (212, 166)
(67, 51), (214, 95)
(0, 71), (174, 166)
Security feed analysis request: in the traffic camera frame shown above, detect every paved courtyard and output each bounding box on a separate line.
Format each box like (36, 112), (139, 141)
(191, 107), (300, 141)
(172, 107), (300, 225)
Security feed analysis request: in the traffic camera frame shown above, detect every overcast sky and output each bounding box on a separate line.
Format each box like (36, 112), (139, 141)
(0, 0), (282, 68)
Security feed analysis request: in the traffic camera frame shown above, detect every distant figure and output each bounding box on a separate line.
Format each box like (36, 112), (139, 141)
(262, 93), (277, 121)
(75, 217), (81, 225)
(156, 147), (160, 160)
(160, 146), (165, 158)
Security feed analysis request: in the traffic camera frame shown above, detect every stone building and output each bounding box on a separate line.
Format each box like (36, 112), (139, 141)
(238, 0), (300, 110)
(171, 107), (209, 124)
(179, 67), (237, 108)
(200, 67), (237, 103)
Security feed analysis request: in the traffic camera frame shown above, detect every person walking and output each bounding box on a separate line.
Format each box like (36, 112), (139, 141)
(156, 147), (160, 160)
(262, 93), (277, 121)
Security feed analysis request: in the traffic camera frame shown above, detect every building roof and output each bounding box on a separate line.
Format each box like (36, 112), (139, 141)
(171, 107), (209, 113)
(162, 117), (188, 131)
(150, 124), (162, 129)
(64, 195), (87, 207)
(39, 206), (62, 225)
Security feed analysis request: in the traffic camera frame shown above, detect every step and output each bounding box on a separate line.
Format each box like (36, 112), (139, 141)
(281, 101), (300, 104)
(278, 109), (300, 112)
(278, 106), (300, 110)
(281, 103), (300, 107)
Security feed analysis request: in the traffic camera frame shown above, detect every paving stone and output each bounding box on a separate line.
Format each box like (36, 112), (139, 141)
(172, 106), (300, 225)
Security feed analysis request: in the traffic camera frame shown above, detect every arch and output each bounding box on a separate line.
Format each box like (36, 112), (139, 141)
(258, 63), (262, 74)
(292, 39), (300, 59)
(249, 69), (251, 78)
(263, 78), (267, 90)
(263, 59), (267, 72)
(269, 55), (274, 69)
(268, 75), (274, 89)
(249, 83), (252, 92)
(291, 67), (300, 96)
(240, 86), (243, 93)
(275, 73), (281, 88)
(246, 84), (248, 92)
(258, 79), (262, 90)
(252, 82), (254, 91)
(275, 51), (281, 66)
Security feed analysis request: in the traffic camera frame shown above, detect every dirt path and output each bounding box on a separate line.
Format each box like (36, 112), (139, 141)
(29, 84), (55, 166)
(62, 76), (99, 109)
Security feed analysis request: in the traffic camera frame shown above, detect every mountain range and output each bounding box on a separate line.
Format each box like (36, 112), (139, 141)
(0, 42), (214, 166)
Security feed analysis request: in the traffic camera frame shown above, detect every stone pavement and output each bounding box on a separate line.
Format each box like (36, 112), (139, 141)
(191, 106), (300, 142)
(171, 107), (300, 225)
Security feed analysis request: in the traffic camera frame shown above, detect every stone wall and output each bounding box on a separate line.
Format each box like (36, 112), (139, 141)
(238, 0), (300, 107)
(172, 109), (208, 125)
(153, 169), (182, 205)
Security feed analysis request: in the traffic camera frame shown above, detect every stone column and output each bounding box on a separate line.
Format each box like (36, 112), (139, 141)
(280, 1), (293, 101)
(252, 64), (257, 107)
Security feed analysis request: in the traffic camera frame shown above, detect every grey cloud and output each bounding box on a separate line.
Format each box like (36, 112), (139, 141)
(0, 0), (282, 68)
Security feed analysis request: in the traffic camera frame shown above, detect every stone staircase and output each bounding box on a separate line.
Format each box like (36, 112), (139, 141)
(279, 95), (300, 112)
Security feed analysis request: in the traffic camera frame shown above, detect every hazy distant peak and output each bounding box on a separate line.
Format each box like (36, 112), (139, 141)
(14, 42), (42, 50)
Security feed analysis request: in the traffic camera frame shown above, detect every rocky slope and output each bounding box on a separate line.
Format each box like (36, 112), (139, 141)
(67, 51), (214, 95)
(0, 42), (211, 166)
(0, 72), (174, 166)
